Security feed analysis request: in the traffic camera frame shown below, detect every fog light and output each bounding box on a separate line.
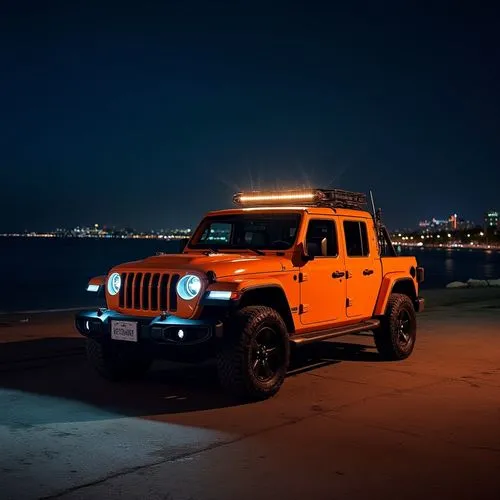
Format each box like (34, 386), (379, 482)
(85, 320), (90, 331)
(177, 329), (185, 340)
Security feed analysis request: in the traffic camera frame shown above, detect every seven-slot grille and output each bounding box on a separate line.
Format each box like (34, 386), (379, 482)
(118, 272), (180, 312)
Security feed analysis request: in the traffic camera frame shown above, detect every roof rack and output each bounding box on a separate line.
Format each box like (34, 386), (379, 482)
(314, 189), (367, 210)
(233, 188), (367, 210)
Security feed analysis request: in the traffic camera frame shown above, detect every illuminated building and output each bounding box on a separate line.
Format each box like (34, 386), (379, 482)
(448, 213), (457, 230)
(484, 211), (499, 231)
(418, 218), (448, 229)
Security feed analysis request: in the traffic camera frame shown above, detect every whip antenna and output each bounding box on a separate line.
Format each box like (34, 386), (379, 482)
(369, 190), (376, 217)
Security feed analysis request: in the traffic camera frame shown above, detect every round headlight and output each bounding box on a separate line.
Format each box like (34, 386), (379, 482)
(107, 272), (121, 296)
(177, 274), (201, 300)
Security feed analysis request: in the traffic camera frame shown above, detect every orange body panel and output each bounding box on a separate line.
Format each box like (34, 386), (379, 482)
(89, 275), (106, 287)
(372, 257), (419, 316)
(105, 252), (299, 320)
(91, 206), (420, 330)
(295, 213), (346, 327)
(339, 214), (382, 319)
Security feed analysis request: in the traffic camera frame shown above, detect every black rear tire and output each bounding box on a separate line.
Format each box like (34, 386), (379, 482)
(86, 338), (152, 381)
(216, 306), (290, 400)
(374, 293), (417, 360)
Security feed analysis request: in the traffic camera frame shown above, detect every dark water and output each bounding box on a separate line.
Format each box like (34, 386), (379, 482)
(0, 238), (181, 313)
(397, 246), (500, 288)
(1, 238), (499, 313)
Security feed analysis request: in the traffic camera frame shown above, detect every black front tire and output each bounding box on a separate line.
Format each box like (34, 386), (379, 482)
(216, 306), (290, 400)
(86, 338), (153, 381)
(374, 293), (417, 361)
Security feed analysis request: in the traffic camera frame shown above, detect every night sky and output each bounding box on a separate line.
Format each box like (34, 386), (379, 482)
(1, 1), (499, 232)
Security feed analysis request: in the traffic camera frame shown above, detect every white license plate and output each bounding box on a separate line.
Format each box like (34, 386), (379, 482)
(111, 321), (138, 342)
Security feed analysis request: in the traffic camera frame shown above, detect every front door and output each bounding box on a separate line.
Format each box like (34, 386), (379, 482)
(342, 218), (382, 318)
(299, 217), (347, 326)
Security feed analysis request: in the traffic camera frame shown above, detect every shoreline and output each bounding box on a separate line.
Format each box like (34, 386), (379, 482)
(0, 306), (90, 315)
(396, 242), (500, 252)
(1, 287), (498, 323)
(0, 287), (498, 388)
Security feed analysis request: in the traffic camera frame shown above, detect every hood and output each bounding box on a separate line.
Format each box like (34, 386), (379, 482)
(113, 252), (289, 278)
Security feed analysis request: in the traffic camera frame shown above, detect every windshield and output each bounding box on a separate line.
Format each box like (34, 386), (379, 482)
(188, 213), (302, 251)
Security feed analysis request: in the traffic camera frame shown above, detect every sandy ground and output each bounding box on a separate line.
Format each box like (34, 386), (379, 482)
(0, 288), (499, 500)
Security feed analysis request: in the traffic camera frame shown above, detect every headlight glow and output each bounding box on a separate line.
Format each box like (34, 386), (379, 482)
(107, 273), (121, 295)
(177, 274), (202, 300)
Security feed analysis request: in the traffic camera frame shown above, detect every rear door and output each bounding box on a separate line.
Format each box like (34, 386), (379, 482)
(342, 217), (382, 318)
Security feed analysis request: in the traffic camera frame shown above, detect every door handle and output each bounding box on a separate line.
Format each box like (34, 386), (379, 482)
(363, 269), (374, 276)
(332, 271), (345, 279)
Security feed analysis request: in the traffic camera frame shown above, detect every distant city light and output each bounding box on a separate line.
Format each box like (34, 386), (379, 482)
(0, 225), (193, 240)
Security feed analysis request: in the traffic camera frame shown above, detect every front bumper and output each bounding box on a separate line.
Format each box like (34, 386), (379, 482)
(75, 309), (223, 348)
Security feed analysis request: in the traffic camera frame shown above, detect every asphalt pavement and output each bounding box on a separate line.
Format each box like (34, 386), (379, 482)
(0, 289), (499, 500)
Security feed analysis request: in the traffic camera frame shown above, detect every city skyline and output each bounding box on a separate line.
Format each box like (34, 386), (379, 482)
(1, 203), (498, 234)
(0, 223), (193, 238)
(1, 3), (499, 231)
(2, 204), (498, 236)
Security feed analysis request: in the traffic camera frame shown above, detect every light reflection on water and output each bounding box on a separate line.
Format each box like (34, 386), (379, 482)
(484, 263), (496, 277)
(444, 258), (454, 278)
(397, 246), (500, 288)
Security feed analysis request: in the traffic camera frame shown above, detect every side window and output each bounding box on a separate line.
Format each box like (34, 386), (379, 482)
(343, 220), (370, 257)
(305, 220), (338, 257)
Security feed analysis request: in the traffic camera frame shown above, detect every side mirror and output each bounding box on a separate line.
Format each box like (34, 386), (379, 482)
(298, 242), (314, 262)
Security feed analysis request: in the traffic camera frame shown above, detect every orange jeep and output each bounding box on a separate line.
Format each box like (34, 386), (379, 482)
(76, 189), (424, 400)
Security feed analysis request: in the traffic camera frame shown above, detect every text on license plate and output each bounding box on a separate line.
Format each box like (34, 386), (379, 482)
(111, 321), (138, 342)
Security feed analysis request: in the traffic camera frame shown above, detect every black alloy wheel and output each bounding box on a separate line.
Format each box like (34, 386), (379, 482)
(396, 309), (413, 350)
(250, 325), (285, 382)
(217, 305), (290, 400)
(374, 293), (417, 361)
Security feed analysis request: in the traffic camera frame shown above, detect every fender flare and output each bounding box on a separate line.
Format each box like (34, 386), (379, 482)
(238, 281), (287, 296)
(206, 277), (289, 300)
(373, 274), (417, 316)
(89, 275), (106, 287)
(235, 281), (295, 333)
(86, 275), (106, 294)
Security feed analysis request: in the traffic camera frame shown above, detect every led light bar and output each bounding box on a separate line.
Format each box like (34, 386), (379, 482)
(233, 189), (319, 206)
(233, 188), (367, 210)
